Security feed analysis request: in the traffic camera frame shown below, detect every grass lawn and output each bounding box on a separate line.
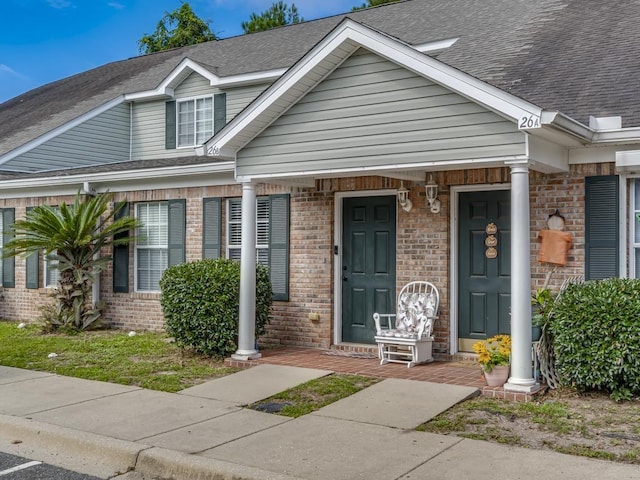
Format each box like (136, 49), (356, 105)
(250, 374), (381, 417)
(0, 321), (238, 392)
(418, 392), (640, 464)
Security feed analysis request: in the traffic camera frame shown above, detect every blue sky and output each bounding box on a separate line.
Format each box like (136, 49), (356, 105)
(0, 0), (359, 103)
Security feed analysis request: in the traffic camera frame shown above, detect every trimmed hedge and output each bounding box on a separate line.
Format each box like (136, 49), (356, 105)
(549, 278), (640, 400)
(160, 259), (272, 358)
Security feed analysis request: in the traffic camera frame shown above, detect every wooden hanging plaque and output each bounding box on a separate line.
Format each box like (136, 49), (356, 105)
(486, 247), (498, 259)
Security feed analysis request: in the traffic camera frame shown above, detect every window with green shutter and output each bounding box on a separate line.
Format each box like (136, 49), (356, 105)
(135, 200), (186, 291)
(585, 175), (619, 280)
(226, 194), (290, 301)
(1, 208), (14, 288)
(203, 197), (221, 259)
(113, 202), (130, 293)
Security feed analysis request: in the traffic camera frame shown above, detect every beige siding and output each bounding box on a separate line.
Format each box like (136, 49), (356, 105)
(132, 73), (269, 160)
(237, 49), (526, 177)
(225, 83), (270, 121)
(4, 103), (130, 172)
(174, 72), (213, 99)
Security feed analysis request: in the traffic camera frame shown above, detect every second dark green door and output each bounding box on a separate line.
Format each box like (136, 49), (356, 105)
(458, 190), (511, 351)
(342, 196), (396, 344)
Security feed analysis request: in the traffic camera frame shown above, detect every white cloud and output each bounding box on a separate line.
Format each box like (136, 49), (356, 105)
(107, 1), (125, 9)
(0, 64), (29, 81)
(47, 0), (72, 8)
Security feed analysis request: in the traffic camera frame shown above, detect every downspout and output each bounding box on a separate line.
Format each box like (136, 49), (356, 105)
(82, 181), (101, 310)
(129, 102), (133, 161)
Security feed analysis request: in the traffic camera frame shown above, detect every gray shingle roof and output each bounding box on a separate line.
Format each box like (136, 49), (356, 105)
(2, 0), (640, 160)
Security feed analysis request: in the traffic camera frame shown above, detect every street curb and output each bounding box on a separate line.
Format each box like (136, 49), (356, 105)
(136, 447), (306, 480)
(0, 414), (305, 480)
(0, 414), (145, 478)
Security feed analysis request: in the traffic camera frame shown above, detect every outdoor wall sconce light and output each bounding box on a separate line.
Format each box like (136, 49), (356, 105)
(425, 175), (441, 214)
(397, 181), (413, 212)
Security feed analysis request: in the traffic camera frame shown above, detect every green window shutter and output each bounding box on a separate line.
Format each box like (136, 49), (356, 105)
(168, 199), (186, 267)
(25, 207), (39, 289)
(269, 194), (290, 301)
(113, 202), (130, 293)
(2, 208), (14, 288)
(214, 93), (226, 134)
(165, 101), (176, 150)
(203, 197), (221, 259)
(585, 175), (619, 280)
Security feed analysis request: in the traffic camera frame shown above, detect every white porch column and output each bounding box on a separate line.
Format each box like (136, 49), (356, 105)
(504, 164), (538, 393)
(232, 181), (261, 360)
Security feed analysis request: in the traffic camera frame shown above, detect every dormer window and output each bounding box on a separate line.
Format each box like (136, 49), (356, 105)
(177, 96), (213, 147)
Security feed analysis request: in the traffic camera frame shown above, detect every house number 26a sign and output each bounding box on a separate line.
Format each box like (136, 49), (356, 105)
(518, 113), (541, 130)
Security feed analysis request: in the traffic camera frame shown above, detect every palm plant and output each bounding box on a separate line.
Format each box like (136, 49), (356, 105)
(3, 192), (140, 331)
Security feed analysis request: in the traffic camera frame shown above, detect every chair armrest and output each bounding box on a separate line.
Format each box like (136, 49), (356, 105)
(373, 313), (396, 335)
(417, 316), (436, 339)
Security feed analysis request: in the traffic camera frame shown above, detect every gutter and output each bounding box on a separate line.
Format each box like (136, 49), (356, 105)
(0, 161), (236, 191)
(543, 111), (640, 145)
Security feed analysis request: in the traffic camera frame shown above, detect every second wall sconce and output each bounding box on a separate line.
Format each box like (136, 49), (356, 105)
(425, 174), (441, 214)
(397, 181), (413, 212)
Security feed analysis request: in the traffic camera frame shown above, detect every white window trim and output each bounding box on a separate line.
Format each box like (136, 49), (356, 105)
(0, 212), (4, 282)
(176, 94), (214, 149)
(134, 201), (169, 293)
(44, 252), (59, 289)
(226, 197), (270, 265)
(629, 176), (640, 279)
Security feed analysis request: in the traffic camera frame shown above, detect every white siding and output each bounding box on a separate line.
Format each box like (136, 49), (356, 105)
(237, 49), (526, 177)
(5, 102), (130, 172)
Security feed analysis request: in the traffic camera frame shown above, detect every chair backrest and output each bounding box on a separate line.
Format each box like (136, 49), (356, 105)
(395, 281), (439, 335)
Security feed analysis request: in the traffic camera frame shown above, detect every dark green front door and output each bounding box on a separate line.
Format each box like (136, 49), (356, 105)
(342, 196), (396, 344)
(458, 190), (511, 351)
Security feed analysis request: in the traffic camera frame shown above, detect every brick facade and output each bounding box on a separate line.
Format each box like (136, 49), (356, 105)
(0, 163), (616, 356)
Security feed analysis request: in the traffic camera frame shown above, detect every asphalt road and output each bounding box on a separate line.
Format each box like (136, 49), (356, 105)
(0, 451), (100, 479)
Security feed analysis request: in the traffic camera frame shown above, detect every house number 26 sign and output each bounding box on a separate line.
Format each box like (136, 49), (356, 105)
(485, 222), (498, 259)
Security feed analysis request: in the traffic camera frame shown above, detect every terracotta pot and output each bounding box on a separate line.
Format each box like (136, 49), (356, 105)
(483, 365), (510, 387)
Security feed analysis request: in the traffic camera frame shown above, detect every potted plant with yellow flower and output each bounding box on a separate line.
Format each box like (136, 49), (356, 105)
(472, 334), (511, 386)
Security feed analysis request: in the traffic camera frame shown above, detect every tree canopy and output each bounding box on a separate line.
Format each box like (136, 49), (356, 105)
(352, 0), (401, 11)
(241, 1), (303, 34)
(138, 2), (216, 54)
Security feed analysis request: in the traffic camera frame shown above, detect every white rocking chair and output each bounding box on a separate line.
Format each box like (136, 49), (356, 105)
(373, 281), (439, 368)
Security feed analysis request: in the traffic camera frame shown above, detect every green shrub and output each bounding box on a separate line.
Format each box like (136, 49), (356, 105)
(549, 278), (640, 400)
(160, 258), (272, 358)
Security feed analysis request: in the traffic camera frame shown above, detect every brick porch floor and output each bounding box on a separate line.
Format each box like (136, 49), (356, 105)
(225, 347), (545, 402)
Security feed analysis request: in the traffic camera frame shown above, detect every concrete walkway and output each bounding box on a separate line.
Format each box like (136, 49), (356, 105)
(1, 365), (639, 480)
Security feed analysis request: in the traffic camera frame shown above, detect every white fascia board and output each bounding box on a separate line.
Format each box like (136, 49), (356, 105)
(0, 95), (125, 166)
(0, 161), (236, 198)
(594, 128), (640, 144)
(125, 59), (285, 102)
(542, 111), (594, 142)
(217, 68), (287, 88)
(207, 19), (543, 157)
(615, 150), (640, 172)
(543, 111), (640, 145)
(236, 154), (529, 183)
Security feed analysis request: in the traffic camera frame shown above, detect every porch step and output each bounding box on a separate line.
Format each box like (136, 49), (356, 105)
(330, 343), (378, 355)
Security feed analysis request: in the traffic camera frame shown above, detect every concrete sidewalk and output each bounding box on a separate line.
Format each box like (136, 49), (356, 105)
(1, 365), (639, 480)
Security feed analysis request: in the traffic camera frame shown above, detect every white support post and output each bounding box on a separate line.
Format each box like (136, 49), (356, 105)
(232, 182), (261, 361)
(504, 164), (538, 393)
